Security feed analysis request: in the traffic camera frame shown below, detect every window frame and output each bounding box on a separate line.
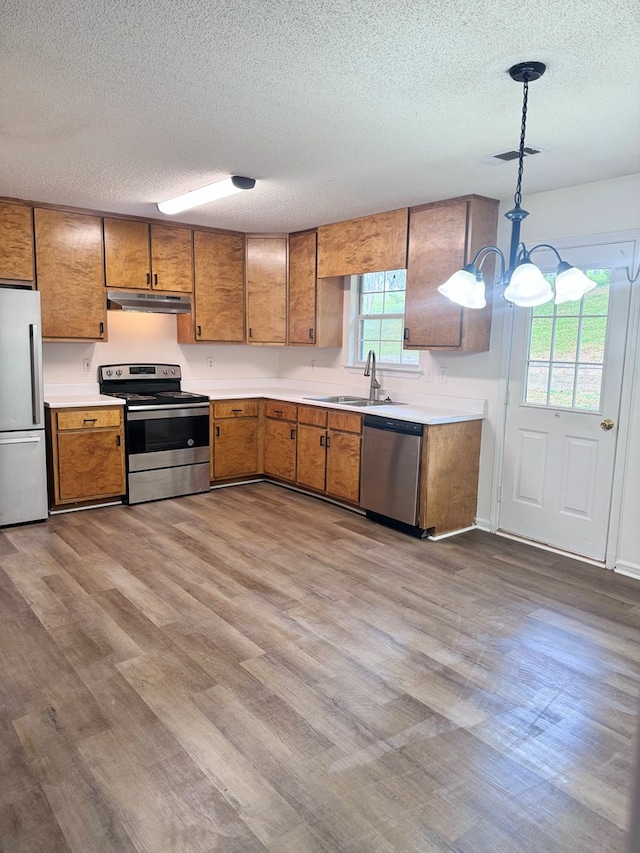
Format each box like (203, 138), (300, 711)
(351, 270), (419, 368)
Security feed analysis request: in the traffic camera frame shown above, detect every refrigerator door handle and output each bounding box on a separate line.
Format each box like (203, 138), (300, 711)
(0, 436), (42, 445)
(29, 324), (43, 426)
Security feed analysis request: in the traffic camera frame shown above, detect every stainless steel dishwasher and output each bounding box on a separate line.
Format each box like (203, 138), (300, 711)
(360, 414), (425, 534)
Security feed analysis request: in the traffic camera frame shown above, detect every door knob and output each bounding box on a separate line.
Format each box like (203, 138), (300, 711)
(600, 418), (615, 431)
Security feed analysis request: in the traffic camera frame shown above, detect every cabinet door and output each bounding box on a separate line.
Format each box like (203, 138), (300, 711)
(317, 208), (408, 277)
(150, 224), (193, 292)
(246, 236), (287, 343)
(288, 231), (317, 345)
(404, 201), (468, 349)
(404, 196), (498, 352)
(104, 218), (151, 289)
(326, 431), (361, 504)
(263, 418), (296, 481)
(56, 429), (125, 502)
(193, 231), (245, 342)
(296, 424), (326, 492)
(0, 202), (34, 282)
(214, 418), (259, 479)
(35, 208), (106, 340)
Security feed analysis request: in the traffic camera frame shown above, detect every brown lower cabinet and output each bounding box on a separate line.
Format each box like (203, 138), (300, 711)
(46, 407), (125, 508)
(263, 400), (298, 480)
(211, 400), (260, 480)
(296, 406), (362, 505)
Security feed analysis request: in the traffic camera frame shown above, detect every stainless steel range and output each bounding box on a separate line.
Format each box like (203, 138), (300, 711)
(98, 363), (210, 505)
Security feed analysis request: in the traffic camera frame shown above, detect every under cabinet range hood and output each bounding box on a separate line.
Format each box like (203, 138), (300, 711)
(107, 291), (192, 314)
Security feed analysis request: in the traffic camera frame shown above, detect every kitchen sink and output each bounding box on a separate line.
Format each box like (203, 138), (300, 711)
(303, 395), (368, 403)
(341, 399), (407, 407)
(303, 395), (406, 407)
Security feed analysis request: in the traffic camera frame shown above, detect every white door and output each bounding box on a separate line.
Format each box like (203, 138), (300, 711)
(499, 241), (634, 561)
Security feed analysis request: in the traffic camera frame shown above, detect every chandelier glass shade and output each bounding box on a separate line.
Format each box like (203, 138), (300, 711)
(437, 62), (596, 309)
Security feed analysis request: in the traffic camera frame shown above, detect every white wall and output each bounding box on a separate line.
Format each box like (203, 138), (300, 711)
(43, 311), (280, 387)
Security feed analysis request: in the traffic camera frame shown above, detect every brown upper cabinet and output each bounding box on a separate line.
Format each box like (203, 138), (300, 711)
(177, 230), (245, 344)
(103, 219), (193, 293)
(288, 230), (343, 347)
(0, 201), (34, 284)
(246, 235), (288, 344)
(404, 195), (499, 352)
(316, 208), (408, 278)
(35, 208), (107, 341)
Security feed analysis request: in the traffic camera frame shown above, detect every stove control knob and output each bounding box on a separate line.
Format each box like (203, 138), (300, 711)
(163, 368), (169, 375)
(105, 368), (113, 376)
(115, 368), (122, 376)
(171, 368), (177, 375)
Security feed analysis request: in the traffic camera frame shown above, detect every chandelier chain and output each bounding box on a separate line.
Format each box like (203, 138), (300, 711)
(514, 78), (529, 208)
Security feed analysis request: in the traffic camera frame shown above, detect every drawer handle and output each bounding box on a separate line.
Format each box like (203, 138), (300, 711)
(273, 409), (283, 415)
(309, 328), (314, 340)
(83, 418), (97, 424)
(231, 408), (243, 413)
(403, 327), (409, 341)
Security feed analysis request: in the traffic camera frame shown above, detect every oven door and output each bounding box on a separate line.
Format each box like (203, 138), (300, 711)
(126, 404), (210, 472)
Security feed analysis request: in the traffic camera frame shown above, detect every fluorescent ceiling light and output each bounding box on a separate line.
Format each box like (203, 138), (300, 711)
(157, 175), (256, 215)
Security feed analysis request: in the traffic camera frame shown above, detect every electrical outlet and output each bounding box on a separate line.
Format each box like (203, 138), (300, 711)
(425, 368), (434, 382)
(207, 357), (214, 368)
(82, 358), (91, 373)
(311, 359), (316, 372)
(439, 367), (447, 383)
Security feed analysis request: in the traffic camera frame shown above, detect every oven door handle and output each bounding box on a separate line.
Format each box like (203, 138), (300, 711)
(127, 404), (210, 420)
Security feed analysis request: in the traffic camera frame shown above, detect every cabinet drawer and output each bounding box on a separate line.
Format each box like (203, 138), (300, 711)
(264, 401), (297, 421)
(297, 405), (327, 427)
(214, 399), (259, 419)
(328, 411), (362, 434)
(56, 408), (122, 431)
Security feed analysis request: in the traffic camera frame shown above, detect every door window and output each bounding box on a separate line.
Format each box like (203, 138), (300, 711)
(524, 269), (611, 412)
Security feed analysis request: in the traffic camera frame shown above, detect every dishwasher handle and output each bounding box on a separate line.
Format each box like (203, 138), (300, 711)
(362, 414), (423, 436)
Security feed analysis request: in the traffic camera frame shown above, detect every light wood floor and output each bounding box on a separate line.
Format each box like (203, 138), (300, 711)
(2, 483), (640, 852)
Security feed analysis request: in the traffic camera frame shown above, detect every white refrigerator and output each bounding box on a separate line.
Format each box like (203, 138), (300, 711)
(0, 288), (48, 526)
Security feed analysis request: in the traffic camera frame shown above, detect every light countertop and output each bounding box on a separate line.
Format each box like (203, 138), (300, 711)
(45, 394), (125, 409)
(44, 385), (484, 425)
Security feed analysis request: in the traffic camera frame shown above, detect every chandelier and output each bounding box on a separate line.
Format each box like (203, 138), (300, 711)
(437, 62), (596, 309)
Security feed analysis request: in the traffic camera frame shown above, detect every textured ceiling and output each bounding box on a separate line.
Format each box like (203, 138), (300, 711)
(2, 0), (639, 233)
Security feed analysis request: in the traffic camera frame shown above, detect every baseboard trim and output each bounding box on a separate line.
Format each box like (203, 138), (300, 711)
(428, 524), (477, 541)
(614, 561), (640, 581)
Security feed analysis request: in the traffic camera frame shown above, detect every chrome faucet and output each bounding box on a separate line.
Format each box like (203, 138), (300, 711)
(364, 349), (381, 401)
